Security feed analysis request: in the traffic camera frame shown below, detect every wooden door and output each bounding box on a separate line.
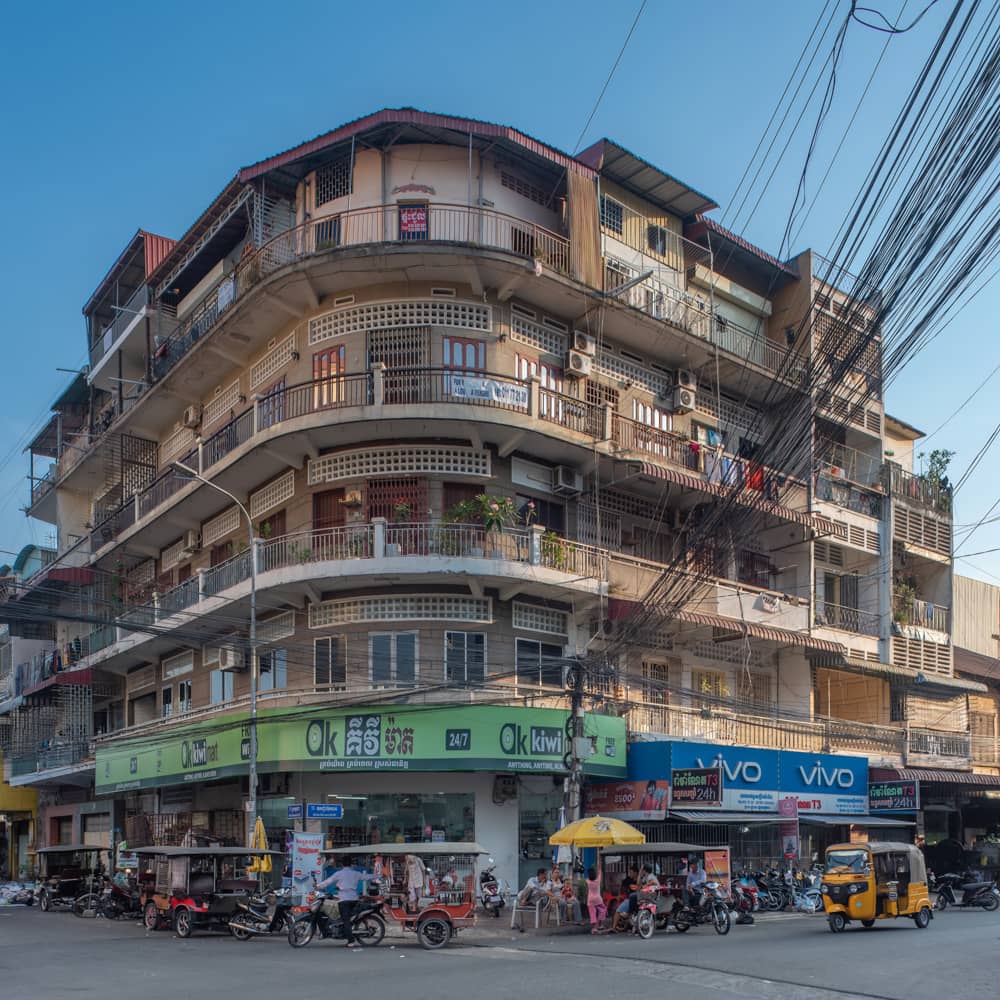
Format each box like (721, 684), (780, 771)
(313, 489), (345, 531)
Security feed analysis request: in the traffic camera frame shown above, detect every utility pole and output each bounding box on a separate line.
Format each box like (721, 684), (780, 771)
(563, 658), (587, 823)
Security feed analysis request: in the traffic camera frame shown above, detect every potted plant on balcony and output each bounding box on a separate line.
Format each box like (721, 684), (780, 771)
(479, 495), (516, 558)
(386, 497), (411, 556)
(893, 576), (918, 626)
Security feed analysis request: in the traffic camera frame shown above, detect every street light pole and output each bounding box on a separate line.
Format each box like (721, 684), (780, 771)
(172, 461), (258, 826)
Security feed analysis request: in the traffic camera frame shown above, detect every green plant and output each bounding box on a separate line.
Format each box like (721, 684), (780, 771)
(893, 577), (918, 624)
(289, 543), (313, 564)
(918, 448), (954, 512)
(392, 498), (412, 523)
(541, 531), (567, 569)
(259, 520), (272, 540)
(445, 495), (516, 533)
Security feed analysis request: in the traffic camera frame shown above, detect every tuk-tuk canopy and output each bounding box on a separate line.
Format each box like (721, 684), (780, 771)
(321, 842), (491, 856)
(131, 846), (283, 858)
(600, 842), (714, 856)
(37, 845), (108, 854)
(828, 842), (927, 884)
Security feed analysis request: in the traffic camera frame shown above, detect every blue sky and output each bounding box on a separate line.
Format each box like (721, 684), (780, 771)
(0, 0), (995, 583)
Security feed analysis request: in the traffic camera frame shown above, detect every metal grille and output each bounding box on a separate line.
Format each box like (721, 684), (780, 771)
(250, 332), (297, 390)
(159, 425), (197, 466)
(366, 325), (430, 368)
(203, 380), (242, 429)
(120, 434), (157, 499)
(250, 470), (295, 519)
(594, 488), (660, 521)
(577, 502), (622, 549)
(512, 602), (569, 637)
(500, 170), (554, 208)
(309, 595), (492, 627)
(308, 445), (490, 485)
(365, 477), (428, 522)
(310, 299), (490, 346)
(315, 156), (353, 207)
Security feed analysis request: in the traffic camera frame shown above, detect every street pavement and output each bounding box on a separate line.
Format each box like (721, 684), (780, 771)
(1, 905), (996, 1000)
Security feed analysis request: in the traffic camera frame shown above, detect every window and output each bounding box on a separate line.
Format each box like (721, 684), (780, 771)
(693, 668), (729, 706)
(442, 336), (485, 373)
(259, 648), (287, 691)
(736, 672), (772, 711)
(365, 477), (428, 523)
(176, 679), (192, 714)
(586, 381), (619, 410)
(314, 636), (347, 688)
(737, 550), (771, 590)
(647, 224), (671, 256)
(211, 541), (233, 568)
(398, 202), (428, 241)
(313, 346), (346, 409)
(161, 686), (173, 718)
(641, 661), (669, 704)
(600, 195), (624, 234)
(370, 632), (418, 686)
(258, 377), (285, 429)
(315, 156), (353, 207)
(258, 509), (286, 542)
(445, 632), (486, 684)
(516, 638), (564, 687)
(890, 684), (906, 723)
(210, 669), (234, 705)
(515, 494), (564, 533)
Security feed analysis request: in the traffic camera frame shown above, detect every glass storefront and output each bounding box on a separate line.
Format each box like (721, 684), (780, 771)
(518, 779), (563, 889)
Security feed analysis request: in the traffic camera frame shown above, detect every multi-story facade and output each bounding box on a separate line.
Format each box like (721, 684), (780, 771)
(0, 108), (988, 880)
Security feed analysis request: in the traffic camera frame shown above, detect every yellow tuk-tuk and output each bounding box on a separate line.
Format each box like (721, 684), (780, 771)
(821, 841), (932, 932)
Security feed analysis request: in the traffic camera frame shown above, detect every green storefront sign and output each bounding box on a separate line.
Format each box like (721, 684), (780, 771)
(95, 705), (626, 794)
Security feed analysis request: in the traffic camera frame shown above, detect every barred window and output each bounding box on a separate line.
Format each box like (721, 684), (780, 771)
(500, 171), (554, 208)
(600, 195), (624, 234)
(315, 157), (353, 207)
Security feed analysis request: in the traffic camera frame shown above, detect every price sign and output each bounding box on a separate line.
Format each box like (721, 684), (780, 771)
(869, 779), (919, 812)
(670, 767), (723, 807)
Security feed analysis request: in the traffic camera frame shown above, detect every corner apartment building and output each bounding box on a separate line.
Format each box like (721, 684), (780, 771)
(0, 108), (986, 881)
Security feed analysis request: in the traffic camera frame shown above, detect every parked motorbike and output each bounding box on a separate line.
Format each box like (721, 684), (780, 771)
(478, 860), (507, 917)
(931, 871), (1000, 912)
(230, 887), (295, 939)
(728, 879), (755, 924)
(287, 892), (386, 947)
(671, 881), (731, 935)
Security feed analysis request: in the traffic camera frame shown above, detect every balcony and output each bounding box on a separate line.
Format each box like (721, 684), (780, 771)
(816, 442), (882, 486)
(90, 284), (150, 366)
(814, 471), (884, 519)
(894, 594), (949, 633)
(907, 727), (971, 767)
(971, 734), (1000, 767)
(814, 602), (881, 637)
(885, 462), (952, 517)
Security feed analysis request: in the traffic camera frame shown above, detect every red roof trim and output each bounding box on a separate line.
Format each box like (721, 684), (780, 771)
(238, 107), (597, 184)
(686, 216), (798, 277)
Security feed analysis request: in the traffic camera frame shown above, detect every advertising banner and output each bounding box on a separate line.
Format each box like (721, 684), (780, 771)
(448, 375), (529, 409)
(779, 750), (868, 815)
(869, 779), (919, 812)
(287, 831), (323, 899)
(704, 849), (732, 895)
(95, 706), (626, 793)
(779, 796), (799, 860)
(584, 780), (669, 820)
(666, 742), (780, 812)
(670, 767), (723, 807)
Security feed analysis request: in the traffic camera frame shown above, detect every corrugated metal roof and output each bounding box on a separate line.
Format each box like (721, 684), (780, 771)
(672, 609), (844, 653)
(239, 107), (597, 184)
(872, 767), (1000, 788)
(685, 216), (798, 277)
(82, 230), (174, 316)
(142, 232), (176, 277)
(577, 138), (717, 217)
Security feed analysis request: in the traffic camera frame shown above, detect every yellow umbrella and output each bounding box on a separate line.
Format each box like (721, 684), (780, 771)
(548, 815), (646, 848)
(247, 816), (272, 873)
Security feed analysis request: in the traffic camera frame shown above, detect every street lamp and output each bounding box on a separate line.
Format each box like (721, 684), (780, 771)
(171, 460), (258, 826)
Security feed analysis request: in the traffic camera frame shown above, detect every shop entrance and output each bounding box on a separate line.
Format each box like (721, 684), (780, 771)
(518, 778), (563, 889)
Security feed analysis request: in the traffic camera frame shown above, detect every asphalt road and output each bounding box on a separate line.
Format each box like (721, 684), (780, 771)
(1, 906), (996, 1000)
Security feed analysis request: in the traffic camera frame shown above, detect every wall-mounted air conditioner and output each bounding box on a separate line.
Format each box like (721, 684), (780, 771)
(573, 331), (597, 355)
(565, 350), (592, 378)
(182, 405), (202, 429)
(552, 465), (583, 497)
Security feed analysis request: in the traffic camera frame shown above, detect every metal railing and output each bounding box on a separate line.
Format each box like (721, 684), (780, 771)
(816, 442), (882, 486)
(814, 472), (884, 518)
(814, 602), (881, 637)
(91, 284), (150, 361)
(202, 409), (255, 469)
(202, 550), (254, 598)
(885, 462), (952, 516)
(258, 373), (373, 429)
(710, 315), (806, 382)
(30, 467), (57, 506)
(158, 577), (201, 617)
(259, 526), (374, 568)
(138, 451), (199, 518)
(895, 597), (949, 633)
(538, 388), (602, 436)
(908, 727), (971, 761)
(611, 414), (699, 469)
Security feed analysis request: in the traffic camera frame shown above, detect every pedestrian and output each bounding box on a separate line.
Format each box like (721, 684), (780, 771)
(586, 865), (607, 933)
(404, 853), (428, 912)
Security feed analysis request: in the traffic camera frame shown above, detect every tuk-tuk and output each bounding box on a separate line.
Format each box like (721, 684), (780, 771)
(136, 846), (280, 937)
(821, 842), (932, 932)
(35, 846), (108, 912)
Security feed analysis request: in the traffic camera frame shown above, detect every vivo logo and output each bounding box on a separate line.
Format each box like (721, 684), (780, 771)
(695, 757), (762, 784)
(799, 761), (855, 788)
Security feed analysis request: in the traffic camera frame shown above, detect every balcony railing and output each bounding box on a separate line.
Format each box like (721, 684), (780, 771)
(885, 462), (952, 516)
(9, 739), (93, 778)
(611, 414), (699, 469)
(816, 442), (882, 486)
(91, 284), (150, 362)
(30, 466), (57, 506)
(814, 471), (883, 518)
(538, 388), (603, 436)
(709, 315), (807, 383)
(908, 727), (970, 763)
(895, 596), (949, 633)
(814, 602), (881, 637)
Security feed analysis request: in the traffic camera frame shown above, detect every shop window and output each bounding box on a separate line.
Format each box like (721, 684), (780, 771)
(314, 636), (346, 688)
(259, 648), (287, 691)
(210, 669), (234, 705)
(445, 631), (486, 684)
(313, 346), (346, 409)
(641, 660), (669, 704)
(600, 195), (624, 234)
(161, 686), (173, 718)
(516, 637), (564, 687)
(326, 792), (474, 847)
(370, 632), (418, 687)
(515, 494), (564, 533)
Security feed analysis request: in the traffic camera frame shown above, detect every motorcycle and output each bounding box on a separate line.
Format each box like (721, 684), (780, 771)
(728, 879), (755, 924)
(931, 871), (1000, 911)
(287, 892), (387, 948)
(230, 887), (296, 939)
(478, 860), (507, 917)
(671, 881), (731, 935)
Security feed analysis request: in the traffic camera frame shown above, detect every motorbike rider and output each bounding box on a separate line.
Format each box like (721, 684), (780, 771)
(316, 855), (364, 948)
(684, 859), (707, 907)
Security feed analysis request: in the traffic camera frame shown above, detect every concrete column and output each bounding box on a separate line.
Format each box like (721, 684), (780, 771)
(602, 402), (614, 441)
(527, 373), (540, 417)
(529, 524), (544, 565)
(372, 517), (387, 559)
(371, 362), (386, 407)
(197, 569), (207, 603)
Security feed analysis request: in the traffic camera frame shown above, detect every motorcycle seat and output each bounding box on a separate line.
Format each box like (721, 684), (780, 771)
(958, 881), (992, 891)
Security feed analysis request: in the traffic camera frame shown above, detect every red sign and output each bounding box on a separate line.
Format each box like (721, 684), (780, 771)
(779, 795), (799, 860)
(399, 206), (428, 236)
(584, 780), (668, 820)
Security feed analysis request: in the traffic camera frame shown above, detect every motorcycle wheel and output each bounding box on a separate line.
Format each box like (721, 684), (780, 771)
(828, 912), (846, 933)
(673, 920), (690, 933)
(38, 890), (50, 913)
(934, 894), (948, 911)
(288, 916), (315, 948)
(713, 905), (731, 936)
(981, 893), (999, 912)
(229, 922), (253, 941)
(416, 916), (451, 950)
(861, 920), (875, 928)
(636, 910), (654, 939)
(72, 893), (100, 918)
(914, 906), (931, 929)
(354, 913), (385, 947)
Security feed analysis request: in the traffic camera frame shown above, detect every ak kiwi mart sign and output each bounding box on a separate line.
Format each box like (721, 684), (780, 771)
(95, 705), (626, 793)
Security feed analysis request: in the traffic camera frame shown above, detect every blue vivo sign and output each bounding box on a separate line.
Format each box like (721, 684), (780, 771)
(626, 740), (869, 815)
(306, 803), (344, 820)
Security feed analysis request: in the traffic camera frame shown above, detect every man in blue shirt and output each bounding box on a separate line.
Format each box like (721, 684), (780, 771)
(316, 856), (364, 948)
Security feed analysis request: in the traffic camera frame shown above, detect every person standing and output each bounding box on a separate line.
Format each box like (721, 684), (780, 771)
(586, 865), (607, 933)
(404, 853), (428, 912)
(316, 856), (364, 948)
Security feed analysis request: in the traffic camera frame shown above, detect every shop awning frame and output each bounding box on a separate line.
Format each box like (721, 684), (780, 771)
(871, 767), (1000, 788)
(669, 810), (781, 823)
(799, 815), (915, 827)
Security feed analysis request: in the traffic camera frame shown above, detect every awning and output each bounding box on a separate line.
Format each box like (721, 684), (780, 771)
(632, 462), (827, 531)
(669, 811), (781, 824)
(808, 652), (987, 694)
(800, 815), (915, 828)
(871, 767), (1000, 788)
(673, 609), (844, 654)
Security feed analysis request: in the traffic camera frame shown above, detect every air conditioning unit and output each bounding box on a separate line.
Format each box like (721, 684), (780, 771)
(552, 465), (583, 497)
(594, 619), (623, 640)
(565, 350), (592, 378)
(672, 387), (696, 413)
(182, 405), (202, 429)
(676, 369), (697, 391)
(218, 645), (246, 673)
(573, 331), (597, 355)
(180, 529), (200, 555)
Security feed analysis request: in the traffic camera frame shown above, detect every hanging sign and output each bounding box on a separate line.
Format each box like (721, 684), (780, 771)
(670, 767), (723, 807)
